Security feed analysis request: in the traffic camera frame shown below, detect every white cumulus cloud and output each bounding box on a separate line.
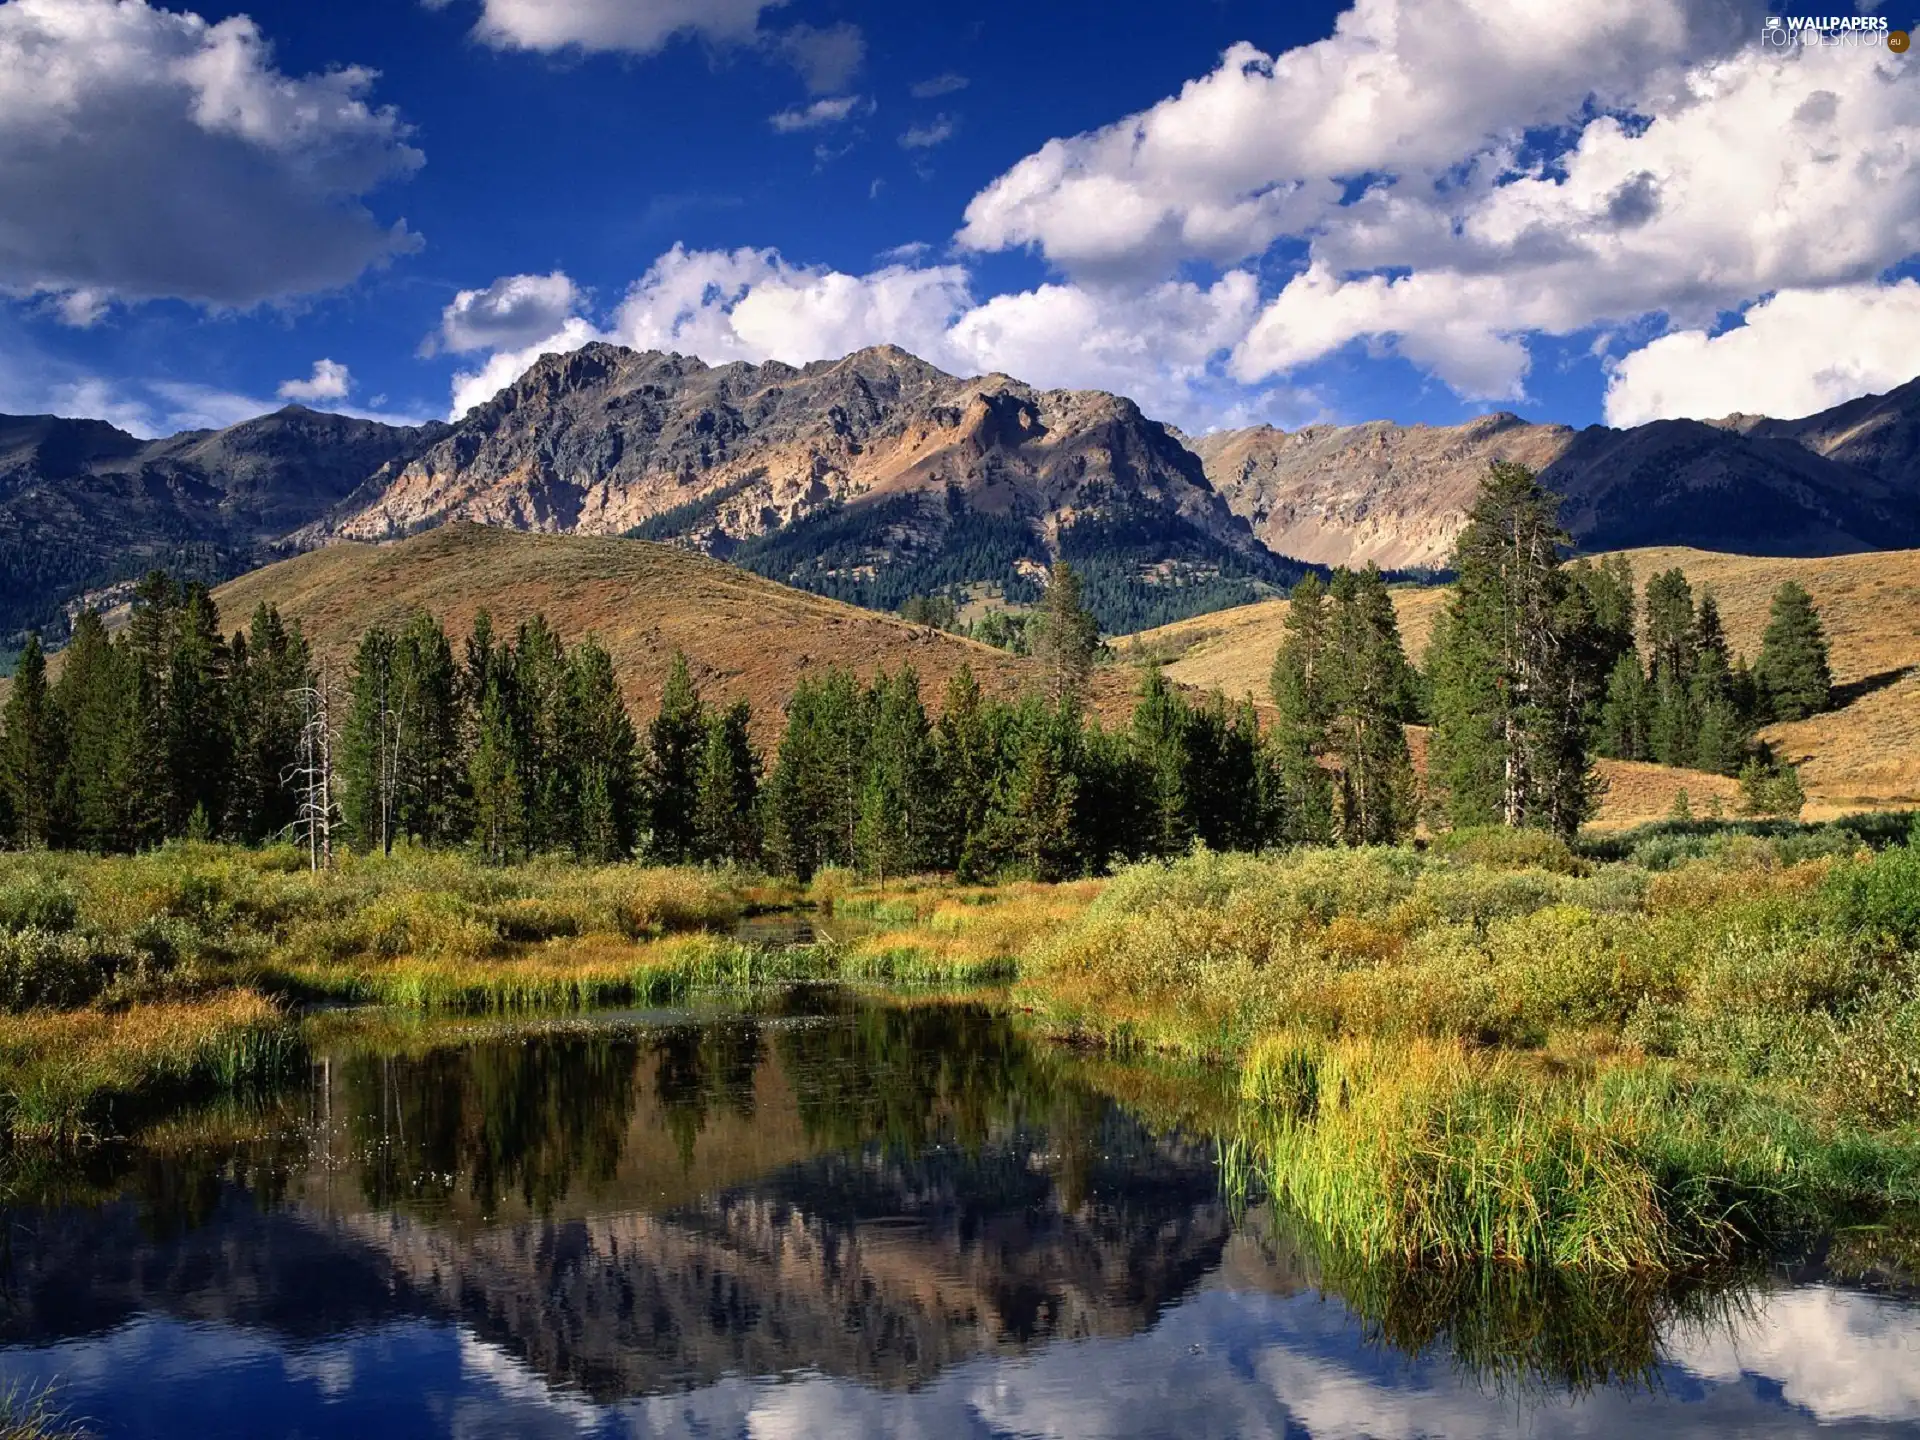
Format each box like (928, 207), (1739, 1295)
(443, 0), (782, 54)
(954, 0), (1920, 418)
(771, 21), (864, 94)
(769, 96), (866, 133)
(432, 271), (587, 354)
(441, 246), (1312, 431)
(278, 358), (353, 403)
(0, 0), (423, 317)
(899, 115), (956, 150)
(1604, 281), (1920, 424)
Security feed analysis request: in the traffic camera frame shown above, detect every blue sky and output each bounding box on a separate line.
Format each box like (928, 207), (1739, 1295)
(1, 0), (1917, 439)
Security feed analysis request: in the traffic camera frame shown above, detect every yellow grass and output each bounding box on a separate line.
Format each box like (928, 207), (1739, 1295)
(1123, 547), (1920, 822)
(0, 990), (297, 1142)
(203, 524), (1146, 736)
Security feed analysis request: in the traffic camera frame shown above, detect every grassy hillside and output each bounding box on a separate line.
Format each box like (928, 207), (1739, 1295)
(208, 525), (1145, 733)
(1123, 546), (1920, 821)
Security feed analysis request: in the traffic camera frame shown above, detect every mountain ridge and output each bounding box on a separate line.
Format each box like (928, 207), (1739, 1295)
(3, 346), (1918, 638)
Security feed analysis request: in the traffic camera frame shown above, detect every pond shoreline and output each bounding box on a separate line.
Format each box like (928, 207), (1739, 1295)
(3, 825), (1919, 1283)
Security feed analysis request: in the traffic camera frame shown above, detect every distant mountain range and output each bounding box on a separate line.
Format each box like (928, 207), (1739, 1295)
(3, 345), (1917, 637)
(1194, 376), (1920, 572)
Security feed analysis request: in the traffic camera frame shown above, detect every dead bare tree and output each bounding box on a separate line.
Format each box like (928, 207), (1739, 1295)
(285, 664), (340, 872)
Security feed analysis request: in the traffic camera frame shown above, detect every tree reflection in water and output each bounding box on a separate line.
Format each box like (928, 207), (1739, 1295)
(0, 991), (1903, 1416)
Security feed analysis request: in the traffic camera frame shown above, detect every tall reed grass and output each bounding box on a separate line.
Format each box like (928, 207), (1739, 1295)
(1018, 831), (1920, 1271)
(0, 990), (300, 1143)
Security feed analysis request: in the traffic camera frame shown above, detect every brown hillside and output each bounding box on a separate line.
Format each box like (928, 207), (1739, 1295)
(208, 525), (1143, 734)
(1123, 546), (1920, 821)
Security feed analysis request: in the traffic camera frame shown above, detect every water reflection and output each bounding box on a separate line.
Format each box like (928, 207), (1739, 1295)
(0, 995), (1915, 1438)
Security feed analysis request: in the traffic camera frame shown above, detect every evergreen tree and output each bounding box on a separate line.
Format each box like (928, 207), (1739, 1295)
(513, 616), (572, 851)
(987, 695), (1082, 880)
(226, 604), (312, 844)
(392, 611), (465, 846)
(1685, 593), (1749, 774)
(1598, 651), (1652, 761)
(1739, 755), (1806, 818)
(693, 700), (760, 866)
(1426, 462), (1596, 837)
(0, 637), (66, 847)
(856, 670), (939, 881)
(1129, 668), (1193, 859)
(1643, 569), (1696, 688)
(1268, 573), (1336, 843)
(1324, 566), (1417, 845)
(934, 666), (1001, 876)
(765, 669), (867, 878)
(1183, 690), (1269, 853)
(1643, 568), (1699, 769)
(564, 637), (641, 860)
(165, 584), (231, 837)
(341, 626), (402, 854)
(1755, 580), (1833, 721)
(646, 652), (706, 862)
(468, 647), (525, 863)
(53, 611), (137, 851)
(1030, 560), (1100, 702)
(123, 571), (178, 845)
(1072, 718), (1138, 870)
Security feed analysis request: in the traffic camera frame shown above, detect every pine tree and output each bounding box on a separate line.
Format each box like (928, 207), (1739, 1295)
(856, 670), (939, 882)
(165, 584), (231, 837)
(392, 611), (465, 846)
(226, 604), (313, 844)
(341, 626), (402, 854)
(1686, 592), (1749, 774)
(1268, 573), (1336, 843)
(469, 674), (525, 863)
(1183, 690), (1268, 852)
(765, 670), (866, 879)
(646, 652), (706, 862)
(1030, 560), (1100, 702)
(53, 610), (137, 851)
(1755, 580), (1833, 721)
(564, 637), (641, 861)
(1642, 568), (1699, 769)
(1323, 566), (1416, 845)
(933, 666), (1001, 876)
(123, 571), (178, 845)
(1643, 569), (1696, 689)
(513, 616), (572, 852)
(1129, 668), (1192, 859)
(693, 700), (760, 866)
(1598, 651), (1652, 761)
(987, 695), (1082, 880)
(1426, 462), (1597, 837)
(0, 637), (66, 848)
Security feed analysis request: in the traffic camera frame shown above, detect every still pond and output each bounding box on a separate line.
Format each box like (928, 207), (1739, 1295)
(1, 991), (1917, 1438)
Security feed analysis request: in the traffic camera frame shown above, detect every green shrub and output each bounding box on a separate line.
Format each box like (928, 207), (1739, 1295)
(1824, 842), (1920, 951)
(1435, 826), (1586, 875)
(1831, 1002), (1920, 1126)
(0, 929), (111, 1011)
(0, 876), (78, 935)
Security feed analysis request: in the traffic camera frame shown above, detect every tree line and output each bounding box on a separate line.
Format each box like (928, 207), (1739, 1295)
(0, 464), (1835, 866)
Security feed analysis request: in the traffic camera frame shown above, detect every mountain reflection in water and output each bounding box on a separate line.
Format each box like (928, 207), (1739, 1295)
(0, 992), (1915, 1439)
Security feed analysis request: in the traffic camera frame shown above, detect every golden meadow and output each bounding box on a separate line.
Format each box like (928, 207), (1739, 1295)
(2, 815), (1918, 1278)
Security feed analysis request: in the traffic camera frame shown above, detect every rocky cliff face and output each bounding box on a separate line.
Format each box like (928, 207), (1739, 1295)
(1196, 380), (1920, 572)
(1191, 413), (1576, 571)
(325, 344), (1252, 553)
